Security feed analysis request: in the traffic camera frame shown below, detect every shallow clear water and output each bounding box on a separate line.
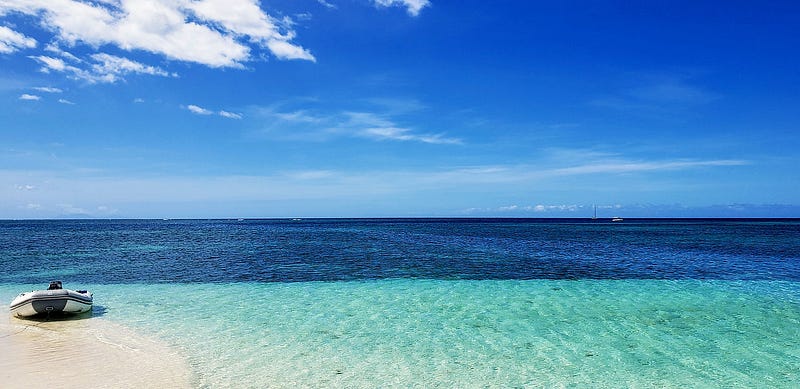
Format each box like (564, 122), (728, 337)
(2, 219), (799, 387)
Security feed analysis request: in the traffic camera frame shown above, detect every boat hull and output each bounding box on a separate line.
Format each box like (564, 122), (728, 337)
(10, 289), (93, 317)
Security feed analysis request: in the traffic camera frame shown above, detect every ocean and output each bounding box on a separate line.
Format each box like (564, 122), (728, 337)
(1, 219), (799, 387)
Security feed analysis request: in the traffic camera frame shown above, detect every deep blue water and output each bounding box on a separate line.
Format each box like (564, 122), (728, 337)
(2, 218), (798, 283)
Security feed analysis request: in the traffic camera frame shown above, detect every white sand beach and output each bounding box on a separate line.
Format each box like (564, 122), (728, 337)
(0, 310), (191, 389)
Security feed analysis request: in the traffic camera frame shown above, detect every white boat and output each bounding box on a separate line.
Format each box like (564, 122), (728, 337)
(9, 281), (93, 318)
(611, 217), (624, 222)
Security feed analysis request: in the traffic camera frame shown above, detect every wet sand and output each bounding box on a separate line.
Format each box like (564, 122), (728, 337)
(0, 310), (191, 389)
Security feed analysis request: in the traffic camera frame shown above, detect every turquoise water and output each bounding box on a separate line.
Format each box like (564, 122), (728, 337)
(2, 280), (799, 387)
(2, 219), (800, 387)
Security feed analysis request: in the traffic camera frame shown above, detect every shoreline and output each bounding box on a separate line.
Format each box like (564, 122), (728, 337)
(0, 310), (191, 388)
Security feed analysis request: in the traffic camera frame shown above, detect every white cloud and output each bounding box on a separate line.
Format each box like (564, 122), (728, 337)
(187, 104), (213, 115)
(274, 110), (323, 123)
(58, 98), (75, 104)
(219, 110), (243, 119)
(476, 204), (584, 214)
(464, 203), (800, 218)
(90, 53), (175, 81)
(317, 0), (336, 9)
(19, 93), (40, 100)
(265, 38), (315, 62)
(2, 0), (314, 71)
(33, 86), (63, 93)
(29, 52), (174, 83)
(95, 205), (118, 215)
(345, 111), (462, 144)
(534, 204), (580, 212)
(2, 0), (434, 86)
(373, 0), (430, 16)
(342, 111), (397, 128)
(57, 203), (88, 215)
(133, 97), (145, 103)
(29, 55), (67, 71)
(551, 159), (746, 176)
(0, 25), (36, 53)
(186, 104), (242, 118)
(29, 54), (94, 81)
(253, 105), (461, 145)
(480, 204), (596, 214)
(43, 42), (80, 62)
(360, 126), (461, 145)
(187, 0), (315, 62)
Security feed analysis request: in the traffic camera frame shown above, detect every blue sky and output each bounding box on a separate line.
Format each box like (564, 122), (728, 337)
(1, 0), (799, 218)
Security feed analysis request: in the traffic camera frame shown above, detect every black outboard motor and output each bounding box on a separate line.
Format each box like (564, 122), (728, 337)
(47, 280), (63, 290)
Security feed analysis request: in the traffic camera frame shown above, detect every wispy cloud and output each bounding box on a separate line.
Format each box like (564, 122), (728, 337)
(252, 102), (461, 145)
(551, 159), (746, 176)
(0, 151), (755, 218)
(43, 43), (79, 62)
(89, 53), (176, 82)
(186, 104), (214, 115)
(29, 52), (175, 83)
(29, 55), (69, 72)
(19, 93), (40, 101)
(592, 73), (719, 114)
(317, 0), (337, 9)
(28, 55), (89, 81)
(494, 204), (584, 213)
(219, 110), (243, 119)
(58, 98), (75, 105)
(186, 104), (243, 119)
(359, 126), (462, 145)
(274, 110), (324, 123)
(57, 204), (88, 216)
(0, 25), (36, 53)
(373, 0), (431, 16)
(465, 203), (800, 218)
(344, 111), (462, 145)
(33, 86), (62, 93)
(373, 154), (750, 187)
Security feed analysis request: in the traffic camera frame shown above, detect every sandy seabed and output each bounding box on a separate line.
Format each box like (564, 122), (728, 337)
(0, 310), (191, 389)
